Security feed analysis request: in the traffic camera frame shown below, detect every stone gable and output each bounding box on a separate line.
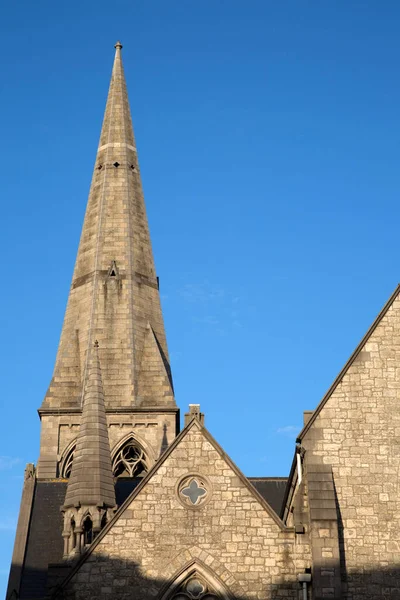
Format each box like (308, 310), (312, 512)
(57, 422), (311, 599)
(300, 289), (400, 597)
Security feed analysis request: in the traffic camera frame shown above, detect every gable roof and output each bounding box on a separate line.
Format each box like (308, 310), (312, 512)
(52, 418), (292, 597)
(298, 283), (400, 441)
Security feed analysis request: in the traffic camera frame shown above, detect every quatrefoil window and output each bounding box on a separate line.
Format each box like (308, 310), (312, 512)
(182, 480), (207, 505)
(177, 474), (211, 509)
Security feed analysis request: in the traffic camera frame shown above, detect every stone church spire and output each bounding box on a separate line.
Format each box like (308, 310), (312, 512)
(63, 341), (116, 509)
(40, 41), (174, 412)
(62, 341), (116, 556)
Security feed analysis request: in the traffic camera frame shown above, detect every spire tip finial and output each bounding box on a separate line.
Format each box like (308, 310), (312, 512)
(114, 41), (123, 50)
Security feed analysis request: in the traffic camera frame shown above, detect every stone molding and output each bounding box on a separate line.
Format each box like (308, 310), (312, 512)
(159, 558), (236, 600)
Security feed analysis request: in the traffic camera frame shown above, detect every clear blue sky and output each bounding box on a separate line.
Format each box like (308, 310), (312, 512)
(1, 0), (400, 593)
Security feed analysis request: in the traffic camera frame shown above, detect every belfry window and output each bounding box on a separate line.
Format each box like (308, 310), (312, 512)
(83, 516), (93, 545)
(112, 439), (149, 478)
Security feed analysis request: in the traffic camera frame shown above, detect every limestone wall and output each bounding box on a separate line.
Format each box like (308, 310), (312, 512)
(59, 424), (311, 600)
(37, 412), (177, 479)
(302, 291), (400, 598)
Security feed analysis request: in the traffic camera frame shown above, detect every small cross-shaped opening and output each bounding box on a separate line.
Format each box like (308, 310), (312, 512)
(113, 162), (120, 168)
(130, 164), (136, 171)
(97, 164), (103, 170)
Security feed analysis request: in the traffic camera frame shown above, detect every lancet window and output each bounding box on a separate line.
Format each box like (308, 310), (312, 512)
(112, 438), (150, 478)
(70, 518), (76, 551)
(60, 445), (75, 479)
(83, 516), (93, 546)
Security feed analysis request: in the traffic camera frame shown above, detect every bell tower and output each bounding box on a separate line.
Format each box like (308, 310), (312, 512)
(37, 41), (179, 480)
(7, 43), (180, 597)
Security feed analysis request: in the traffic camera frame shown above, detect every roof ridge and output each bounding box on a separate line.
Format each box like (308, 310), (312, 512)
(248, 477), (287, 481)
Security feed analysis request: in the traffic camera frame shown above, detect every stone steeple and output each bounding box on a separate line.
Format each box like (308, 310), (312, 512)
(40, 41), (174, 411)
(36, 43), (178, 480)
(61, 341), (116, 557)
(63, 341), (115, 510)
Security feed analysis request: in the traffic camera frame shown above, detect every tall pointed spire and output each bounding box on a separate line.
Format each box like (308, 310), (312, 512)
(62, 341), (116, 556)
(41, 42), (175, 412)
(63, 341), (116, 509)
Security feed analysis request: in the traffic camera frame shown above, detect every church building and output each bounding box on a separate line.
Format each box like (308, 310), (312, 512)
(7, 42), (400, 600)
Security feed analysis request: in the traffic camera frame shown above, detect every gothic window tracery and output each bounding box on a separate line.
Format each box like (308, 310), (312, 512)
(112, 438), (149, 478)
(177, 475), (211, 509)
(170, 575), (219, 600)
(61, 445), (75, 479)
(60, 438), (151, 480)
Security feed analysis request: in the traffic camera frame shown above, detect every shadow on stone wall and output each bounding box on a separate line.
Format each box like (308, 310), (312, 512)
(47, 556), (262, 600)
(11, 555), (302, 600)
(9, 555), (400, 599)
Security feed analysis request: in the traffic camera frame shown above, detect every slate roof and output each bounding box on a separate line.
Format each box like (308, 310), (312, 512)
(19, 481), (66, 600)
(248, 477), (288, 516)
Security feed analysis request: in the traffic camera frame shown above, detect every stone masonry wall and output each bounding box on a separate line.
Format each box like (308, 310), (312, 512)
(38, 413), (177, 478)
(59, 423), (311, 600)
(302, 291), (400, 599)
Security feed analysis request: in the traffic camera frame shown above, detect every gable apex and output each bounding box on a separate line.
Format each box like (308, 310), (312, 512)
(51, 416), (291, 596)
(298, 283), (400, 441)
(120, 418), (289, 529)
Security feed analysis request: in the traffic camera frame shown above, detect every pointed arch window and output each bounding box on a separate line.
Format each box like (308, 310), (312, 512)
(112, 438), (149, 478)
(168, 573), (220, 600)
(160, 561), (232, 600)
(70, 517), (76, 551)
(83, 516), (93, 546)
(60, 444), (75, 479)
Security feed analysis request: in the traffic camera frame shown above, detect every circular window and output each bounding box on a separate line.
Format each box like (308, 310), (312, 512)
(176, 474), (212, 509)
